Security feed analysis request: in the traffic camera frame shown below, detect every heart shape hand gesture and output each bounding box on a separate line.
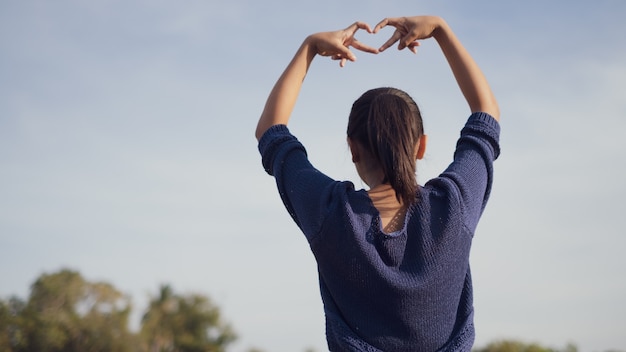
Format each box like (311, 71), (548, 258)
(256, 14), (498, 141)
(310, 16), (442, 67)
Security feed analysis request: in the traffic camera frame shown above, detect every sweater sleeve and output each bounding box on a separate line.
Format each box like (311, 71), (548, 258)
(258, 124), (345, 242)
(431, 112), (501, 233)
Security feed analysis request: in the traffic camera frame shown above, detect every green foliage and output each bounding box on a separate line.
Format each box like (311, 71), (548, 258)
(2, 269), (138, 352)
(0, 269), (235, 352)
(473, 340), (626, 352)
(140, 284), (236, 352)
(472, 340), (579, 352)
(6, 270), (621, 352)
(0, 299), (12, 351)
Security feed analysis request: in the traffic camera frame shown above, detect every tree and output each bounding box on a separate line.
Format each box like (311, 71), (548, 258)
(1, 269), (240, 352)
(141, 284), (236, 352)
(0, 299), (13, 351)
(0, 296), (29, 352)
(473, 340), (578, 352)
(2, 269), (139, 352)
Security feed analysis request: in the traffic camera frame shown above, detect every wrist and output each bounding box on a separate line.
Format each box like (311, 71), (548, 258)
(300, 35), (319, 62)
(304, 33), (321, 53)
(431, 16), (449, 41)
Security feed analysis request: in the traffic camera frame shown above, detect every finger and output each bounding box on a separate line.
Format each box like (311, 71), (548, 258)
(340, 57), (347, 67)
(342, 48), (356, 62)
(373, 18), (389, 33)
(374, 17), (403, 33)
(331, 52), (356, 63)
(347, 21), (373, 34)
(397, 32), (418, 50)
(329, 46), (355, 61)
(399, 32), (421, 50)
(407, 41), (420, 54)
(351, 39), (379, 54)
(379, 30), (402, 52)
(407, 40), (420, 51)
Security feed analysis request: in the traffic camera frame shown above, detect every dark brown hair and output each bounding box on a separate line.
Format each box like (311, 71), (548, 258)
(347, 87), (424, 205)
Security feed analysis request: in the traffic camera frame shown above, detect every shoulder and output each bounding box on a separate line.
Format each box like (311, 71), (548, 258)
(421, 112), (501, 233)
(416, 182), (463, 219)
(308, 182), (374, 243)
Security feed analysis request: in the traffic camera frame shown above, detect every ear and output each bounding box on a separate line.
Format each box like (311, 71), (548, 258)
(415, 135), (428, 160)
(347, 138), (360, 163)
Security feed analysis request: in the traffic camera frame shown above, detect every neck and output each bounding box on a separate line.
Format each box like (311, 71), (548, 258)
(367, 184), (407, 233)
(368, 184), (402, 211)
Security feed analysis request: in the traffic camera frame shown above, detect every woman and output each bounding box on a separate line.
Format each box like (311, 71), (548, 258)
(256, 15), (500, 352)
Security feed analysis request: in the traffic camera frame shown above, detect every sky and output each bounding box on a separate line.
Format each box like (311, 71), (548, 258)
(1, 1), (625, 351)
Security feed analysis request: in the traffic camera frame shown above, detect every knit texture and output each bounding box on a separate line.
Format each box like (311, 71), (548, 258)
(259, 112), (500, 352)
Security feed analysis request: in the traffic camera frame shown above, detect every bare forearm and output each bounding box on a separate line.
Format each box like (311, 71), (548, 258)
(433, 19), (500, 120)
(255, 39), (316, 140)
(255, 23), (377, 141)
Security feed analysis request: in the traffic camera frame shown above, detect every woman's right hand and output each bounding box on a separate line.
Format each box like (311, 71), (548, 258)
(375, 15), (499, 120)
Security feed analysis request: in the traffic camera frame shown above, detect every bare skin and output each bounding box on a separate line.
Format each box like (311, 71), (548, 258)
(350, 139), (425, 233)
(255, 22), (378, 141)
(365, 16), (499, 232)
(374, 16), (500, 120)
(368, 184), (408, 233)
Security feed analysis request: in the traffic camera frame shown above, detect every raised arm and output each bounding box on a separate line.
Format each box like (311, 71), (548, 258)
(374, 16), (500, 121)
(255, 22), (378, 141)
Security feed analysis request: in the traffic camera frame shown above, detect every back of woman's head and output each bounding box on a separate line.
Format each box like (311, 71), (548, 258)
(347, 87), (424, 205)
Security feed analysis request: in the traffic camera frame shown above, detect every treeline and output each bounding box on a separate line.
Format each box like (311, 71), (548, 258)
(1, 269), (622, 352)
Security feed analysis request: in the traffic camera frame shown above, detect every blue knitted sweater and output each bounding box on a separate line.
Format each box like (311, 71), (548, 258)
(259, 112), (501, 351)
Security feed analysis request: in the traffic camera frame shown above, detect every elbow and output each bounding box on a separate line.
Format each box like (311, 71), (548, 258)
(485, 102), (500, 122)
(255, 121), (266, 141)
(485, 91), (500, 121)
(473, 97), (500, 122)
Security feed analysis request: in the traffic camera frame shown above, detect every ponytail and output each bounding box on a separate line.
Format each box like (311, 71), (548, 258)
(347, 88), (423, 205)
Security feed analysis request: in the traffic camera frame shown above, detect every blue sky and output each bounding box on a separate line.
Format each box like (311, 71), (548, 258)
(1, 1), (625, 351)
